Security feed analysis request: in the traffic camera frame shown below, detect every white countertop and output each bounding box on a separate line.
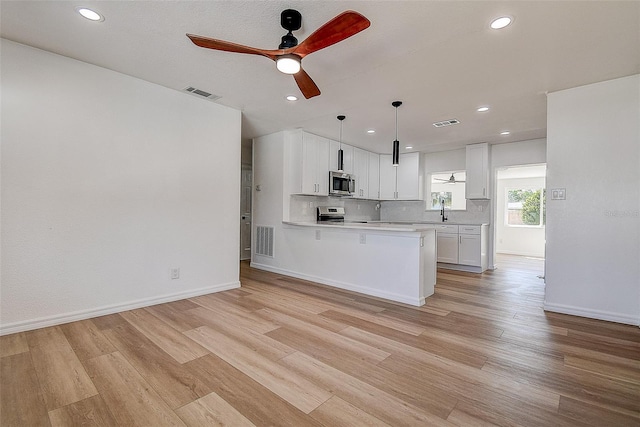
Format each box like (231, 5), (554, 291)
(283, 221), (436, 232)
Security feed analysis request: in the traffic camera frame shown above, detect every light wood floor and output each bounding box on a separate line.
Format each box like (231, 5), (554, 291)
(2, 256), (639, 426)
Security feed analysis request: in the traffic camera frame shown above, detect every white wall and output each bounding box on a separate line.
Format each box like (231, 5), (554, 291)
(495, 176), (546, 257)
(1, 40), (242, 334)
(545, 74), (640, 326)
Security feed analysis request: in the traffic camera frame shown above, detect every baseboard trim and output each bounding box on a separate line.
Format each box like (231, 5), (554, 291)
(0, 281), (241, 336)
(250, 262), (424, 307)
(543, 301), (640, 327)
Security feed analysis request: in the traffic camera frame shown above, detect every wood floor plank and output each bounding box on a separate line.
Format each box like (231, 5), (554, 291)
(257, 307), (391, 365)
(188, 297), (279, 334)
(0, 332), (29, 357)
(84, 351), (186, 426)
(0, 352), (50, 427)
(102, 322), (210, 409)
(446, 406), (502, 427)
(60, 319), (116, 361)
(184, 354), (325, 427)
(120, 308), (209, 364)
(557, 395), (640, 426)
(179, 311), (295, 362)
(48, 395), (117, 426)
(279, 351), (456, 426)
(175, 391), (256, 427)
(185, 326), (332, 414)
(564, 354), (640, 384)
(89, 313), (126, 330)
(310, 395), (392, 427)
(144, 299), (205, 333)
(26, 326), (98, 411)
(321, 308), (489, 368)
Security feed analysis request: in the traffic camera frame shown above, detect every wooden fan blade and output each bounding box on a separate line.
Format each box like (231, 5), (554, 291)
(293, 68), (321, 99)
(293, 11), (370, 58)
(186, 34), (281, 61)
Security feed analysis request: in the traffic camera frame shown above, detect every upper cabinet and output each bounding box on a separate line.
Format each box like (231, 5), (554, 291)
(289, 131), (330, 196)
(368, 152), (380, 199)
(352, 147), (369, 199)
(465, 143), (490, 200)
(379, 152), (423, 200)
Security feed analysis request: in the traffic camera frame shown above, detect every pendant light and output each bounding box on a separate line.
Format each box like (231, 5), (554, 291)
(337, 115), (346, 172)
(392, 101), (402, 167)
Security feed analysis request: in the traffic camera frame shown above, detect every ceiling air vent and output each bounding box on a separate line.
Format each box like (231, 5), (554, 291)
(433, 119), (460, 128)
(183, 86), (221, 102)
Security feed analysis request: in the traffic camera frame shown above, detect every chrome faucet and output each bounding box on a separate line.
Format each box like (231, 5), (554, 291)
(440, 198), (448, 222)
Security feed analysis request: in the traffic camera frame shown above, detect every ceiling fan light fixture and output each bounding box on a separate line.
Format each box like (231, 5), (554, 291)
(276, 55), (301, 74)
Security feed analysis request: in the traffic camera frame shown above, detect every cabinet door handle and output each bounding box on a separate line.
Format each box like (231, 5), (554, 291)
(459, 235), (462, 244)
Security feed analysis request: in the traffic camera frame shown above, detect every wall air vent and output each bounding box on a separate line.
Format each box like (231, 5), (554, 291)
(433, 119), (460, 128)
(183, 86), (222, 102)
(255, 226), (274, 257)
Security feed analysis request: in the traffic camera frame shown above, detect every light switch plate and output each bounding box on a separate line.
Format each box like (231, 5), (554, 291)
(551, 188), (566, 200)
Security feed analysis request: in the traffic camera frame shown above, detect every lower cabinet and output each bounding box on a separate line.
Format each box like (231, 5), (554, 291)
(434, 224), (488, 272)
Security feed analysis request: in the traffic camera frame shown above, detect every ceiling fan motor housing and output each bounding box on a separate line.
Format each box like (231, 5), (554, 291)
(279, 9), (302, 49)
(281, 9), (302, 31)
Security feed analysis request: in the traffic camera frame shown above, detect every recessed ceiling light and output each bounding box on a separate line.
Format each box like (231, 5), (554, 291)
(286, 95), (298, 101)
(500, 131), (511, 135)
(477, 106), (489, 112)
(367, 129), (375, 134)
(405, 146), (413, 149)
(490, 16), (512, 30)
(76, 7), (104, 22)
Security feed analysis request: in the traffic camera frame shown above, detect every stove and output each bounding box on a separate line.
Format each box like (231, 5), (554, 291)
(317, 206), (345, 223)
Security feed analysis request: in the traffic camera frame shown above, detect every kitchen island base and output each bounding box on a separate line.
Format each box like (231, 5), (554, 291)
(251, 223), (436, 306)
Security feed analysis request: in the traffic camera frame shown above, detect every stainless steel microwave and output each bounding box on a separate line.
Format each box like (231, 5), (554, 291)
(329, 171), (355, 196)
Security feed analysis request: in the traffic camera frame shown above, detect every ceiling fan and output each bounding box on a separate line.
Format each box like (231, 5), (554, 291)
(435, 173), (466, 184)
(186, 9), (370, 99)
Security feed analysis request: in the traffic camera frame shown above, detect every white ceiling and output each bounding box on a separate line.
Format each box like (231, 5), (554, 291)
(2, 1), (638, 154)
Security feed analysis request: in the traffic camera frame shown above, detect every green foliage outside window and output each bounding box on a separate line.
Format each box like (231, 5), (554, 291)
(507, 189), (545, 226)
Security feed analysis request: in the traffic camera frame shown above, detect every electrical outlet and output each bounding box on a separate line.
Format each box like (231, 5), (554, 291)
(315, 230), (321, 240)
(170, 268), (180, 279)
(359, 234), (366, 244)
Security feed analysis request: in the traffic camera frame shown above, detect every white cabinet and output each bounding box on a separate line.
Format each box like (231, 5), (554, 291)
(379, 152), (423, 200)
(465, 143), (490, 200)
(368, 152), (380, 199)
(436, 225), (459, 264)
(352, 147), (369, 198)
(329, 140), (353, 174)
(435, 224), (488, 272)
(459, 227), (482, 266)
(289, 131), (330, 196)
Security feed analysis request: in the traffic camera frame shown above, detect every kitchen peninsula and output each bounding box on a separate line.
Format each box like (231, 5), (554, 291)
(271, 221), (436, 306)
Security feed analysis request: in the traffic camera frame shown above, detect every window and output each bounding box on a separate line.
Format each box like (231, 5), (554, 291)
(506, 188), (545, 226)
(428, 171), (466, 210)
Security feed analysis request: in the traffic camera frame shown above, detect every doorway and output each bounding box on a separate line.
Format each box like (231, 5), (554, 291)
(240, 163), (252, 260)
(494, 164), (546, 274)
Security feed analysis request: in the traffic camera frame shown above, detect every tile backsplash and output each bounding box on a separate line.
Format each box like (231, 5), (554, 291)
(380, 199), (491, 224)
(289, 195), (381, 222)
(290, 195), (490, 224)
